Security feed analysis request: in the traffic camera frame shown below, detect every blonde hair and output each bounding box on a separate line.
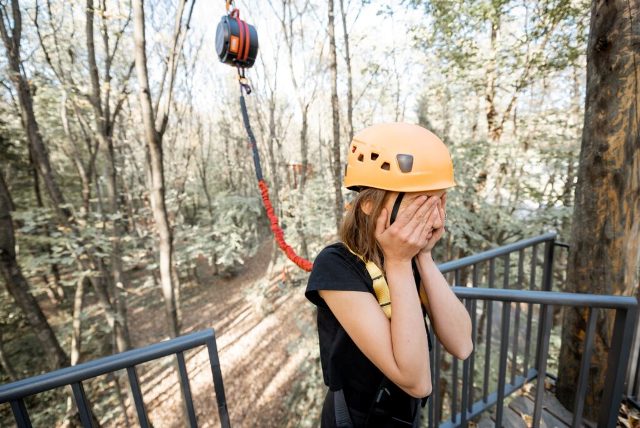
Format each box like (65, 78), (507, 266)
(339, 188), (390, 269)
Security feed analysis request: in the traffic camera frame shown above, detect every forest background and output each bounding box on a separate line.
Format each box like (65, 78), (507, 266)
(1, 0), (635, 426)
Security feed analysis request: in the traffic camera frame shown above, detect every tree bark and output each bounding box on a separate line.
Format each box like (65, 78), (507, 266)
(28, 147), (65, 304)
(557, 0), (640, 421)
(86, 0), (131, 352)
(338, 0), (354, 143)
(328, 0), (344, 232)
(0, 326), (18, 381)
(132, 0), (189, 339)
(0, 0), (71, 223)
(0, 173), (69, 370)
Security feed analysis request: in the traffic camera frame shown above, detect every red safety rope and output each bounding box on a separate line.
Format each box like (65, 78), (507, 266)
(258, 180), (313, 271)
(239, 87), (313, 272)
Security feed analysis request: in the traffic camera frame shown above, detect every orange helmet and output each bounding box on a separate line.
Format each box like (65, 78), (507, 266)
(344, 122), (456, 192)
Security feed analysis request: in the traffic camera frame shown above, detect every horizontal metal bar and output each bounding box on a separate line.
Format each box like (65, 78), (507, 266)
(0, 329), (216, 403)
(554, 242), (570, 249)
(451, 287), (638, 309)
(438, 233), (557, 273)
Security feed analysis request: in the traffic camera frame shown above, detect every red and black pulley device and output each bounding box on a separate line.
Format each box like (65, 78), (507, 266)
(216, 1), (259, 68)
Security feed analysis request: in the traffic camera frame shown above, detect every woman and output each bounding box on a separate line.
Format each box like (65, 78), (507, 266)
(305, 123), (473, 427)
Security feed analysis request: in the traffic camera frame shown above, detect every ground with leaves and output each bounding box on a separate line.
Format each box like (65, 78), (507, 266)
(0, 240), (325, 427)
(124, 241), (324, 428)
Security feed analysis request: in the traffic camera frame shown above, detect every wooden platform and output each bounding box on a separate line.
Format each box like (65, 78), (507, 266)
(471, 386), (597, 428)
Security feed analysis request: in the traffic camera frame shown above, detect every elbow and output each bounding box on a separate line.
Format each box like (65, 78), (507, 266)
(406, 378), (432, 399)
(453, 341), (474, 361)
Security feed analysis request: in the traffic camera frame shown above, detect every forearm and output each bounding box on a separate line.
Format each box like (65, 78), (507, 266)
(416, 252), (473, 359)
(385, 260), (430, 386)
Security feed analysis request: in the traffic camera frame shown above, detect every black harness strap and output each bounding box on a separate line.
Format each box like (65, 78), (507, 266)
(334, 389), (354, 427)
(390, 192), (405, 225)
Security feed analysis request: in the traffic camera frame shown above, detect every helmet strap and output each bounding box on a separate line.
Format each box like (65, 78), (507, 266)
(389, 192), (405, 225)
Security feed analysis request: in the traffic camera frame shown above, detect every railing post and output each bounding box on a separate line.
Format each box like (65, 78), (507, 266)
(629, 318), (640, 405)
(432, 340), (442, 427)
(532, 304), (553, 428)
(572, 307), (598, 427)
(176, 351), (198, 428)
(127, 366), (150, 428)
(206, 335), (231, 428)
(495, 301), (511, 427)
(70, 382), (93, 427)
(535, 239), (555, 373)
(541, 238), (555, 292)
(598, 305), (638, 427)
(10, 399), (32, 428)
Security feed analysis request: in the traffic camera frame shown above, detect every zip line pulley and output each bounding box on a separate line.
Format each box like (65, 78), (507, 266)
(216, 1), (313, 272)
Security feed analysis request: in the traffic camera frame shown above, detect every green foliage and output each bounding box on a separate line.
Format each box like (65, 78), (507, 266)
(280, 175), (339, 259)
(13, 209), (74, 288)
(174, 192), (264, 276)
(410, 0), (589, 76)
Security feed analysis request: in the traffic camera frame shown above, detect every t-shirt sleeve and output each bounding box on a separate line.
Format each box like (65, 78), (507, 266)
(305, 245), (371, 309)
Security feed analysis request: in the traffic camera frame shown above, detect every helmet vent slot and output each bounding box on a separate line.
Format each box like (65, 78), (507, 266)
(371, 153), (379, 161)
(357, 154), (364, 162)
(396, 154), (414, 173)
(381, 162), (390, 171)
(352, 146), (357, 153)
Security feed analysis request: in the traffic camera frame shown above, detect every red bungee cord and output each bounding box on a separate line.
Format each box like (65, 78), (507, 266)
(218, 2), (313, 272)
(239, 88), (314, 272)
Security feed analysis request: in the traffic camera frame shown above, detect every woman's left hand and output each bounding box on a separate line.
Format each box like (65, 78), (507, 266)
(420, 194), (447, 255)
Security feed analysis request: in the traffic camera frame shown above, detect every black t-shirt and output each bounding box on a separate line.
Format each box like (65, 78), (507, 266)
(305, 242), (432, 415)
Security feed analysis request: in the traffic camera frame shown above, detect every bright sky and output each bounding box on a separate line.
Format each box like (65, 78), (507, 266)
(186, 0), (429, 127)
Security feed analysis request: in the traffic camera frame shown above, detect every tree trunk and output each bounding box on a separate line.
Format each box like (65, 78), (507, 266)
(132, 0), (181, 338)
(485, 17), (500, 143)
(1, 1), (120, 369)
(86, 0), (131, 352)
(328, 0), (344, 232)
(556, 0), (640, 422)
(338, 0), (354, 143)
(0, 326), (18, 381)
(296, 107), (310, 260)
(28, 147), (65, 304)
(70, 276), (87, 367)
(266, 91), (281, 215)
(0, 2), (71, 223)
(0, 173), (69, 370)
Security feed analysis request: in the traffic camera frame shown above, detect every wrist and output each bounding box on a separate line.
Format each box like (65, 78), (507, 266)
(417, 251), (435, 266)
(383, 258), (414, 276)
(384, 257), (413, 267)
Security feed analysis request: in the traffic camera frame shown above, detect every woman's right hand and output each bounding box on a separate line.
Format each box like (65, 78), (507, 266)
(375, 195), (440, 264)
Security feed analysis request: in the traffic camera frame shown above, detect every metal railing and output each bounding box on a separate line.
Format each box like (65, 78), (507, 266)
(627, 320), (640, 408)
(438, 232), (559, 291)
(428, 233), (638, 427)
(0, 329), (230, 428)
(1, 234), (635, 428)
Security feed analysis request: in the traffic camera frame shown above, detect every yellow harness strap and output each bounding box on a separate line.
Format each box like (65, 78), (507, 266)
(344, 245), (429, 319)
